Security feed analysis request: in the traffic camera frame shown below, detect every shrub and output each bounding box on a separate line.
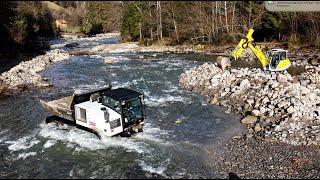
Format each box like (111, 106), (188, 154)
(288, 34), (300, 50)
(314, 36), (320, 48)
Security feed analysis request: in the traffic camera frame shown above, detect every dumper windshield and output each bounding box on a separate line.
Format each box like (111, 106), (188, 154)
(122, 97), (143, 123)
(101, 96), (121, 113)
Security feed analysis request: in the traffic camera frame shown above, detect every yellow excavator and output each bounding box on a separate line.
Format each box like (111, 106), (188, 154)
(232, 28), (291, 72)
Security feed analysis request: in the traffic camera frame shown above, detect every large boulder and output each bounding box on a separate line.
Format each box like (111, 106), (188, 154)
(239, 79), (251, 90)
(216, 56), (231, 71)
(241, 115), (258, 125)
(277, 73), (288, 83)
(65, 42), (79, 48)
(251, 109), (261, 117)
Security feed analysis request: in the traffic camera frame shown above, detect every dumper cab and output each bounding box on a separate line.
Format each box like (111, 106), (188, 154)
(100, 88), (145, 136)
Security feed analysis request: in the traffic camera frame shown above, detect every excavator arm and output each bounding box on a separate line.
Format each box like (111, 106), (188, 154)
(231, 28), (268, 70)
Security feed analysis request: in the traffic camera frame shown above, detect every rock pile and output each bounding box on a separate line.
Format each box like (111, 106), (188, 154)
(0, 49), (69, 90)
(179, 63), (320, 145)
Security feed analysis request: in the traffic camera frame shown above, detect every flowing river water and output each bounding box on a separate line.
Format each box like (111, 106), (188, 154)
(0, 35), (245, 178)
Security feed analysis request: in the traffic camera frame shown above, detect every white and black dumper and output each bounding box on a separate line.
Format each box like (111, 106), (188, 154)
(40, 85), (145, 137)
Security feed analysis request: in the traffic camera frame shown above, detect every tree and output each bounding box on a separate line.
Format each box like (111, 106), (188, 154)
(121, 2), (142, 41)
(82, 2), (122, 35)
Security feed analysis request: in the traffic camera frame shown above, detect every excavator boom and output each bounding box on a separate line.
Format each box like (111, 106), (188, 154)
(231, 28), (268, 69)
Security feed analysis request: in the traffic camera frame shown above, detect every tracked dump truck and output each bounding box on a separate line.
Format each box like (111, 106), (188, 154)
(40, 85), (145, 137)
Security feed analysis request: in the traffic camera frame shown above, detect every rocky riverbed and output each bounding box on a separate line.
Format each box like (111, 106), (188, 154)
(179, 63), (320, 146)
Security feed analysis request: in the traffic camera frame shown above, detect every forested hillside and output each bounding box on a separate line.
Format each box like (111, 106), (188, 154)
(120, 1), (320, 47)
(1, 1), (319, 58)
(0, 1), (57, 57)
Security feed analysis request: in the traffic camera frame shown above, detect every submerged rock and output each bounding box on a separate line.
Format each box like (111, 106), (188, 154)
(175, 119), (183, 124)
(104, 59), (113, 64)
(65, 42), (79, 48)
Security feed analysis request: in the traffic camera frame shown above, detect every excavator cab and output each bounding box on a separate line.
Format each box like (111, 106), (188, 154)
(267, 49), (291, 71)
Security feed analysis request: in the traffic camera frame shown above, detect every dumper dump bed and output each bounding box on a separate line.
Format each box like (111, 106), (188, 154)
(40, 85), (112, 122)
(40, 95), (74, 121)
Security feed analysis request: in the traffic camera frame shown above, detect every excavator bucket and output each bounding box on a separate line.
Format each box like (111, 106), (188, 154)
(232, 28), (255, 60)
(232, 38), (247, 60)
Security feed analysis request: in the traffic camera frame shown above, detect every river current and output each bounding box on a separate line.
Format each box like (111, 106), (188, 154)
(0, 35), (245, 178)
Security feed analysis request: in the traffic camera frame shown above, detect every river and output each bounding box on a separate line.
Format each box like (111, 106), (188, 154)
(0, 35), (245, 178)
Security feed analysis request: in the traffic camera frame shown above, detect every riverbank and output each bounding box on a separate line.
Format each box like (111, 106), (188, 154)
(0, 49), (69, 96)
(205, 137), (320, 178)
(179, 62), (320, 146)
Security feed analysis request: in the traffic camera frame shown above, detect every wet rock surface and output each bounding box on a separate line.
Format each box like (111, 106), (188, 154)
(179, 63), (320, 146)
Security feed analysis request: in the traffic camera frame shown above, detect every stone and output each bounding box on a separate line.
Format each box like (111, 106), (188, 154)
(254, 123), (262, 132)
(247, 99), (255, 105)
(216, 56), (231, 71)
(246, 133), (253, 139)
(210, 97), (219, 104)
(259, 106), (267, 114)
(286, 106), (295, 114)
(239, 79), (250, 90)
(277, 101), (287, 108)
(306, 92), (316, 101)
(104, 59), (113, 64)
(277, 73), (288, 83)
(300, 79), (311, 86)
(178, 60), (320, 146)
(300, 86), (310, 95)
(241, 115), (258, 125)
(65, 42), (79, 48)
(232, 135), (242, 140)
(268, 110), (274, 117)
(174, 119), (183, 124)
(251, 109), (261, 117)
(262, 96), (270, 104)
(309, 59), (320, 66)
